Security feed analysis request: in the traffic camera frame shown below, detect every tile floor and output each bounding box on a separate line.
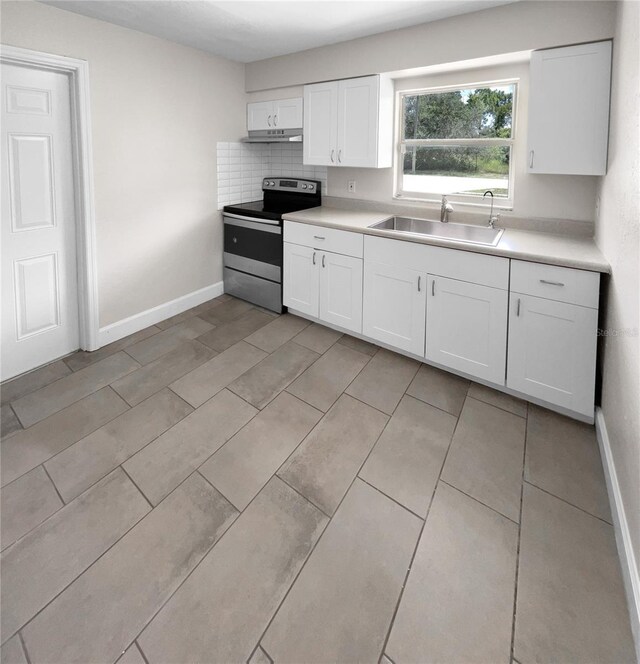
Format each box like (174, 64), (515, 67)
(0, 295), (636, 664)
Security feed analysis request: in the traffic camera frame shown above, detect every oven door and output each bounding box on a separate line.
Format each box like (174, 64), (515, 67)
(223, 214), (282, 283)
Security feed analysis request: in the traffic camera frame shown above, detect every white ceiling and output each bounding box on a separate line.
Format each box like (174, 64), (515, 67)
(39, 0), (519, 63)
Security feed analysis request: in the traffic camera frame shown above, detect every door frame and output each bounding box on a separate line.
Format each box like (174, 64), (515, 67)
(1, 44), (99, 351)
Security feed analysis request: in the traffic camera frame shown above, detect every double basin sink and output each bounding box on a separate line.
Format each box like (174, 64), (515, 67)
(368, 216), (504, 246)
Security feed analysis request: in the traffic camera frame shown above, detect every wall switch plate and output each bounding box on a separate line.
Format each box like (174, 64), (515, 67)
(348, 181), (356, 193)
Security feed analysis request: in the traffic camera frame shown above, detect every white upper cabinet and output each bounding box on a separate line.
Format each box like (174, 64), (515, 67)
(304, 75), (393, 168)
(527, 41), (612, 175)
(247, 98), (302, 131)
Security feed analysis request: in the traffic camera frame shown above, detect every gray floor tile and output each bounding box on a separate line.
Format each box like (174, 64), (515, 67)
(381, 655), (393, 664)
(64, 326), (160, 372)
(45, 389), (193, 503)
(22, 473), (237, 664)
(0, 636), (28, 664)
(1, 468), (149, 640)
(1, 360), (71, 406)
(279, 394), (388, 515)
(124, 389), (257, 505)
(199, 297), (254, 325)
(514, 483), (635, 663)
(406, 363), (470, 416)
(244, 314), (310, 353)
(292, 322), (342, 354)
(387, 482), (518, 664)
(1, 466), (62, 551)
(1, 404), (21, 439)
(287, 342), (370, 412)
(468, 382), (528, 417)
(526, 405), (611, 521)
(337, 334), (378, 356)
(138, 477), (327, 664)
(197, 309), (273, 352)
(1, 388), (129, 488)
(249, 646), (272, 664)
(116, 643), (146, 664)
(263, 479), (421, 663)
(125, 317), (213, 365)
(200, 392), (323, 510)
(442, 397), (525, 522)
(155, 296), (230, 331)
(11, 353), (139, 428)
(111, 340), (215, 406)
(228, 341), (319, 409)
(346, 348), (419, 415)
(170, 340), (266, 408)
(360, 395), (457, 517)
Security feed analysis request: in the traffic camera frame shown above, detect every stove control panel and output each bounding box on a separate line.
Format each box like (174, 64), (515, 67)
(263, 178), (318, 194)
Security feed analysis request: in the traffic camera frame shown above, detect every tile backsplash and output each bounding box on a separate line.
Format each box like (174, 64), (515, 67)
(217, 142), (327, 209)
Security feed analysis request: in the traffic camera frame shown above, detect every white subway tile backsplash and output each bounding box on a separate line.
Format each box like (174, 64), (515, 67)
(216, 141), (327, 209)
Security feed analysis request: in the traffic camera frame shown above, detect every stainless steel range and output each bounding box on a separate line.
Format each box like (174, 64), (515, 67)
(223, 178), (321, 313)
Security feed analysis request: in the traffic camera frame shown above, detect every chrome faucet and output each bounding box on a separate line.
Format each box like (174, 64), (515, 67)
(440, 195), (453, 223)
(483, 190), (499, 229)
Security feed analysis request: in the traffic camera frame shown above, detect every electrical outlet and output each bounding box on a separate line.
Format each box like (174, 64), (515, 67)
(348, 181), (356, 193)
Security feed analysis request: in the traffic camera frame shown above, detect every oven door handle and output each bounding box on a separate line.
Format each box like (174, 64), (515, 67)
(223, 213), (282, 233)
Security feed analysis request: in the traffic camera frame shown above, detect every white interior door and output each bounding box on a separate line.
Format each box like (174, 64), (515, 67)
(1, 63), (79, 381)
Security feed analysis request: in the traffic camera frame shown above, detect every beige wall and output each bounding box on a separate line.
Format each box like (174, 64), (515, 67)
(245, 1), (616, 92)
(595, 0), (640, 610)
(249, 61), (600, 223)
(1, 0), (246, 327)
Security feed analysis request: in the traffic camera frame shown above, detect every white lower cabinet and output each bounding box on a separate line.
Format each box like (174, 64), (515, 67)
(363, 260), (426, 356)
(283, 241), (363, 334)
(507, 293), (598, 418)
(283, 242), (319, 317)
(319, 251), (363, 332)
(426, 276), (508, 384)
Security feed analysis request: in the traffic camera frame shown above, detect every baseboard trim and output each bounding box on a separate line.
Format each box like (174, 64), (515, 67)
(98, 281), (224, 348)
(595, 407), (640, 659)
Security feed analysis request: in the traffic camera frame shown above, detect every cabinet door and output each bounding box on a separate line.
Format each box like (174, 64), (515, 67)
(426, 276), (508, 384)
(507, 293), (597, 417)
(274, 98), (303, 129)
(283, 242), (319, 317)
(336, 76), (379, 167)
(304, 82), (338, 166)
(247, 101), (274, 131)
(319, 252), (363, 334)
(528, 41), (611, 175)
(363, 260), (426, 355)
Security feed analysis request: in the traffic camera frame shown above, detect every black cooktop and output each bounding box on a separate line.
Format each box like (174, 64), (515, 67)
(223, 200), (289, 222)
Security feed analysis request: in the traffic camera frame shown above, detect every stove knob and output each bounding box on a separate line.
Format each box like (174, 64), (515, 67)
(301, 184), (307, 189)
(269, 181), (275, 186)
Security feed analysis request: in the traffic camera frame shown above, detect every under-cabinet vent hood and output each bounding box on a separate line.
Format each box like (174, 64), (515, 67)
(242, 129), (303, 143)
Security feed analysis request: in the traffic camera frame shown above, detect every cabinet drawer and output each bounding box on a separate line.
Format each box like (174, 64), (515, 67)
(510, 260), (599, 308)
(284, 221), (363, 258)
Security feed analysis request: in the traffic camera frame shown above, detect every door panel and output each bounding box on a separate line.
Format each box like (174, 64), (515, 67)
(337, 76), (378, 167)
(363, 260), (426, 355)
(507, 293), (597, 417)
(274, 98), (302, 129)
(1, 63), (79, 381)
(247, 101), (274, 131)
(319, 252), (362, 334)
(303, 82), (337, 166)
(426, 276), (508, 384)
(283, 242), (319, 317)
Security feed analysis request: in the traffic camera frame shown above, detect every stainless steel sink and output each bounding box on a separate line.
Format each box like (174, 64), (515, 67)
(368, 216), (504, 246)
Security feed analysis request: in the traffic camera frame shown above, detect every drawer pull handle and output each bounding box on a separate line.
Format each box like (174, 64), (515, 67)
(338, 149), (342, 164)
(312, 251), (316, 265)
(529, 150), (534, 168)
(431, 279), (435, 296)
(516, 298), (521, 317)
(330, 150), (335, 163)
(313, 235), (325, 240)
(267, 115), (272, 127)
(322, 254), (326, 268)
(539, 279), (565, 287)
(417, 276), (421, 292)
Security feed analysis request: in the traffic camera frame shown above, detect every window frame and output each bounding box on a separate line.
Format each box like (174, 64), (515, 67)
(394, 79), (519, 209)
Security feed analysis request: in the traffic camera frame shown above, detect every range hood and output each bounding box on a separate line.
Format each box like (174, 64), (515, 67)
(242, 129), (303, 143)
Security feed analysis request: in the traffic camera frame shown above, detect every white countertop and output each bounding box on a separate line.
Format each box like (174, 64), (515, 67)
(282, 206), (610, 273)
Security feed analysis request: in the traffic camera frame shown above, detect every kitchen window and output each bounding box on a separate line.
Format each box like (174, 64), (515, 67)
(396, 82), (517, 205)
